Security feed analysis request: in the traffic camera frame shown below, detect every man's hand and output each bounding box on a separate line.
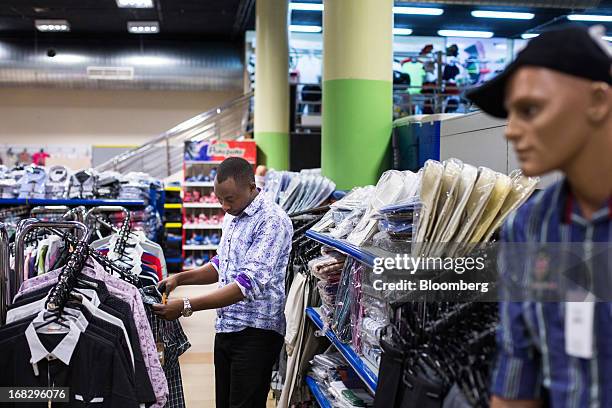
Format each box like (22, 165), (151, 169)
(158, 274), (180, 295)
(152, 298), (184, 321)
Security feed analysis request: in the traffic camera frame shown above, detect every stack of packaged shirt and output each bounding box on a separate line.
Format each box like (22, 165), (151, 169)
(308, 352), (374, 408)
(0, 165), (20, 198)
(67, 169), (98, 199)
(96, 171), (123, 199)
(17, 166), (47, 199)
(45, 165), (71, 199)
(308, 249), (347, 327)
(119, 172), (160, 201)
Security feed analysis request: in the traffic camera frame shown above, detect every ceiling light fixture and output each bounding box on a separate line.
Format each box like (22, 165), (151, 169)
(393, 6), (444, 16)
(127, 21), (160, 34)
(521, 33), (539, 39)
(117, 0), (154, 8)
(471, 10), (534, 20)
(567, 14), (612, 22)
(393, 28), (413, 36)
(124, 56), (175, 66)
(289, 25), (322, 33)
(49, 54), (88, 64)
(35, 19), (70, 32)
(603, 36), (612, 42)
(438, 29), (494, 38)
(290, 3), (323, 11)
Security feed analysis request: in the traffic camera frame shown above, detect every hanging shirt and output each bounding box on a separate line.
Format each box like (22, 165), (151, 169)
(211, 191), (293, 336)
(492, 180), (612, 407)
(32, 151), (50, 166)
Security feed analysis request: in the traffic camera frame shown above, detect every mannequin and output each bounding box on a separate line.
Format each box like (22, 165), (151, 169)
(468, 26), (612, 407)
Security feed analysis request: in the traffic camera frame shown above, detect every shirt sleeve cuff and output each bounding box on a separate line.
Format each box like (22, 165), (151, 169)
(491, 353), (542, 400)
(235, 273), (257, 301)
(209, 256), (220, 273)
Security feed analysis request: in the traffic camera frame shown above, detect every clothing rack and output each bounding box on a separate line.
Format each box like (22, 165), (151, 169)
(0, 222), (8, 325)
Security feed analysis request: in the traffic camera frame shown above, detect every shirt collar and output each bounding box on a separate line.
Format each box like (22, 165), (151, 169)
(26, 315), (82, 365)
(561, 179), (612, 224)
(241, 191), (265, 217)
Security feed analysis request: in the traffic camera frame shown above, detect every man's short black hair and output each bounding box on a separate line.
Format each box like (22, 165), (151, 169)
(216, 157), (255, 186)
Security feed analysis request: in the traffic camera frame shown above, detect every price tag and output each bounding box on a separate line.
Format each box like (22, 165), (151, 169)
(565, 302), (595, 359)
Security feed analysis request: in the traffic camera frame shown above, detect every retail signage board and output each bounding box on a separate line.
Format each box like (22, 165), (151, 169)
(184, 140), (257, 164)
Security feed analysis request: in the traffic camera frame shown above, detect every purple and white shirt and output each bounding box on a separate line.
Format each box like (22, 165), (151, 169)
(211, 192), (293, 336)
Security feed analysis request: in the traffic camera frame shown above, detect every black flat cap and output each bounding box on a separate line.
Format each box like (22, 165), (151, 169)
(467, 25), (612, 118)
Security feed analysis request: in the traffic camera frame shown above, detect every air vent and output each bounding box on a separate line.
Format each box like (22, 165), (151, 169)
(87, 66), (135, 80)
(402, 0), (601, 8)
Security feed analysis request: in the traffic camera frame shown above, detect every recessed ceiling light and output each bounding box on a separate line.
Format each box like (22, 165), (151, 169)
(289, 25), (322, 33)
(35, 19), (70, 32)
(438, 29), (494, 38)
(290, 3), (323, 11)
(393, 7), (444, 16)
(393, 28), (413, 36)
(117, 0), (154, 8)
(567, 14), (612, 22)
(521, 33), (539, 39)
(127, 21), (160, 34)
(471, 10), (534, 20)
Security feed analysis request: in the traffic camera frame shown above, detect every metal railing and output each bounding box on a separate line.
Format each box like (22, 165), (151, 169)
(95, 92), (254, 179)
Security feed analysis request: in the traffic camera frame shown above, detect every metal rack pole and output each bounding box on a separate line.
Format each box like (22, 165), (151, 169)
(0, 222), (8, 325)
(13, 220), (87, 305)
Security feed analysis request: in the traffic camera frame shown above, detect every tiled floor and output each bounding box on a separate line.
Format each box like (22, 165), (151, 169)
(174, 285), (277, 408)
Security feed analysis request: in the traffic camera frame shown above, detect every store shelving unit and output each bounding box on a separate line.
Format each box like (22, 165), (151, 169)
(305, 376), (333, 408)
(163, 186), (184, 273)
(182, 140), (257, 268)
(306, 307), (378, 394)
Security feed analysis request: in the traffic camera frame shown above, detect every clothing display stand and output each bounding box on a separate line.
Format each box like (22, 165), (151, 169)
(163, 185), (183, 273)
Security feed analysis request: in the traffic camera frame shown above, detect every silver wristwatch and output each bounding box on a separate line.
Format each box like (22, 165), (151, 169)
(182, 298), (193, 317)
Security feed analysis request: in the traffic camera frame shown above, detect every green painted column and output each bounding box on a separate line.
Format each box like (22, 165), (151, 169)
(322, 0), (393, 189)
(254, 0), (290, 170)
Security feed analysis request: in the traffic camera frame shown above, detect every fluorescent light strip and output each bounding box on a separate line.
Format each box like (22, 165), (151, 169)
(393, 6), (444, 16)
(567, 14), (612, 22)
(127, 21), (160, 34)
(521, 33), (539, 39)
(290, 3), (323, 11)
(603, 36), (612, 42)
(289, 25), (321, 33)
(472, 10), (534, 20)
(116, 0), (153, 8)
(438, 29), (494, 38)
(35, 19), (70, 32)
(393, 28), (413, 36)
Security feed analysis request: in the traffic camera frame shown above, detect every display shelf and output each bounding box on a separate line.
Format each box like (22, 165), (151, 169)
(184, 182), (214, 187)
(183, 244), (219, 250)
(183, 203), (222, 209)
(183, 224), (222, 230)
(306, 307), (378, 394)
(164, 203), (182, 209)
(165, 222), (183, 229)
(166, 236), (182, 243)
(305, 231), (380, 267)
(166, 257), (183, 263)
(306, 376), (333, 408)
(164, 186), (182, 192)
(0, 198), (146, 207)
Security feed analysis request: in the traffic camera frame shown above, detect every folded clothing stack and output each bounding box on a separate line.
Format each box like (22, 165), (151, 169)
(309, 250), (347, 326)
(377, 199), (421, 242)
(118, 172), (159, 201)
(308, 352), (374, 408)
(17, 165), (47, 199)
(0, 165), (20, 198)
(68, 169), (97, 199)
(96, 171), (122, 199)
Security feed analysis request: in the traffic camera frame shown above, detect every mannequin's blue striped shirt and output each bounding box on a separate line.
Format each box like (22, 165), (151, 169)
(492, 180), (612, 407)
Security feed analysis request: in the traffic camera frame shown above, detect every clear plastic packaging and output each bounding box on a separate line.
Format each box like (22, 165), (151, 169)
(483, 169), (539, 242)
(439, 163), (478, 243)
(469, 172), (512, 243)
(413, 160), (444, 246)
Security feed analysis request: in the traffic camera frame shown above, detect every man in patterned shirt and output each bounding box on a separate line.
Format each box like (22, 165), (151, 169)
(468, 26), (611, 407)
(154, 157), (293, 408)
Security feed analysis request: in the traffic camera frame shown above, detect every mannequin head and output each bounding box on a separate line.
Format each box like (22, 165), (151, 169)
(504, 67), (611, 177)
